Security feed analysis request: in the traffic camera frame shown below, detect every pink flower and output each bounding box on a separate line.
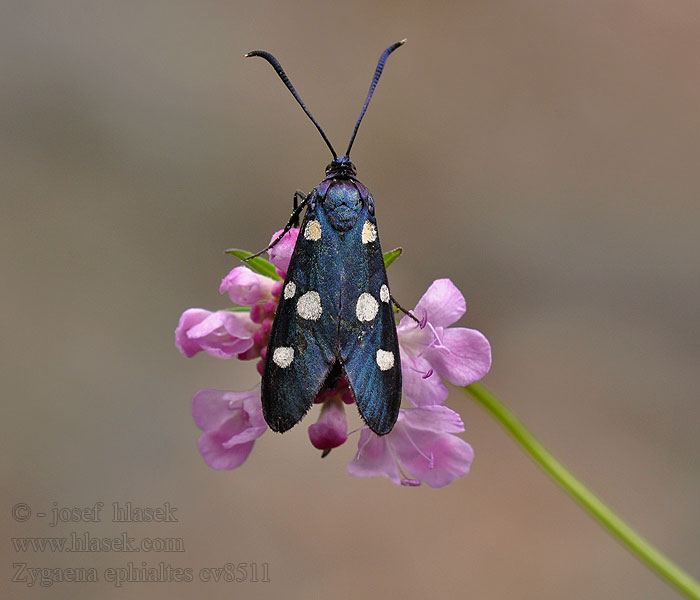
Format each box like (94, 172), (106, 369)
(397, 279), (491, 407)
(347, 405), (474, 488)
(267, 228), (299, 276)
(177, 225), (491, 487)
(175, 308), (255, 359)
(308, 396), (348, 450)
(220, 266), (275, 306)
(192, 388), (267, 470)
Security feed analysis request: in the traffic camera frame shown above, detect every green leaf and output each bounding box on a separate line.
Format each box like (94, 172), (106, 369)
(383, 247), (402, 269)
(225, 249), (281, 281)
(226, 246), (400, 281)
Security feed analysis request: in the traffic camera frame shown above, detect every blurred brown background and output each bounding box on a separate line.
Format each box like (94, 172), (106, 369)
(2, 1), (699, 599)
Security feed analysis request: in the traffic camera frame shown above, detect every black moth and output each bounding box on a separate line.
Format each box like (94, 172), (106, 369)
(246, 40), (406, 436)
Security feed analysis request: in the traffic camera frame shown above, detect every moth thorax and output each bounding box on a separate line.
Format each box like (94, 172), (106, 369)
(323, 181), (362, 231)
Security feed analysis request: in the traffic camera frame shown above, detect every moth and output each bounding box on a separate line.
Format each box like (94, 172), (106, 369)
(246, 41), (406, 436)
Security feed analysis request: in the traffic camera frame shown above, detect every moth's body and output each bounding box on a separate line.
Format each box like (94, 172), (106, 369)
(262, 159), (402, 435)
(247, 41), (406, 435)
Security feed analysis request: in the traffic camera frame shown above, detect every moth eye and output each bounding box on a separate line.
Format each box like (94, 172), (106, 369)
(361, 221), (377, 244)
(380, 284), (390, 303)
(304, 219), (322, 241)
(356, 292), (379, 322)
(272, 346), (294, 368)
(376, 349), (395, 371)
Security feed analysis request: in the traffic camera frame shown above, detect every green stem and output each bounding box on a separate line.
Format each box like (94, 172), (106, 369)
(463, 381), (700, 600)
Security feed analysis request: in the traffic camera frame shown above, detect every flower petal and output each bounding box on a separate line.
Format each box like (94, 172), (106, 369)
(400, 354), (449, 407)
(192, 388), (258, 431)
(396, 318), (434, 357)
(346, 429), (401, 485)
(308, 397), (348, 450)
(220, 266), (275, 305)
(403, 278), (466, 328)
(221, 311), (257, 337)
(175, 308), (212, 358)
(221, 424), (267, 448)
(423, 327), (492, 385)
(241, 394), (267, 429)
(400, 405), (465, 434)
(193, 388), (266, 470)
(198, 423), (256, 470)
(394, 426), (474, 488)
(176, 309), (255, 359)
(267, 227), (299, 275)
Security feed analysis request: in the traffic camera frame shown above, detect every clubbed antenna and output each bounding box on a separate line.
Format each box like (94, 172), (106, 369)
(245, 50), (338, 159)
(344, 39), (406, 158)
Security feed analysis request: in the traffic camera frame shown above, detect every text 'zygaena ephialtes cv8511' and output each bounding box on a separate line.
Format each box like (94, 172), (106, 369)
(245, 40), (406, 436)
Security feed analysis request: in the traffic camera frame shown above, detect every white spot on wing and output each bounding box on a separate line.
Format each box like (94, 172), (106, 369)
(273, 346), (294, 368)
(376, 349), (394, 371)
(380, 284), (390, 303)
(361, 221), (377, 244)
(304, 219), (322, 241)
(356, 292), (379, 322)
(297, 291), (322, 320)
(284, 281), (296, 299)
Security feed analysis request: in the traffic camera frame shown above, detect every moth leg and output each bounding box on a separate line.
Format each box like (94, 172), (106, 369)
(291, 190), (307, 227)
(390, 295), (421, 325)
(244, 194), (308, 260)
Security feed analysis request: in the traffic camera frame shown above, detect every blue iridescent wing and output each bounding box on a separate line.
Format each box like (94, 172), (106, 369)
(261, 193), (341, 432)
(339, 199), (402, 435)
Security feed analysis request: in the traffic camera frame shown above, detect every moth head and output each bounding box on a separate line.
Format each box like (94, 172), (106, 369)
(326, 157), (357, 178)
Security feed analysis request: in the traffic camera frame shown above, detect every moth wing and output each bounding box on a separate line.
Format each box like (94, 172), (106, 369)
(340, 205), (402, 435)
(261, 197), (342, 432)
